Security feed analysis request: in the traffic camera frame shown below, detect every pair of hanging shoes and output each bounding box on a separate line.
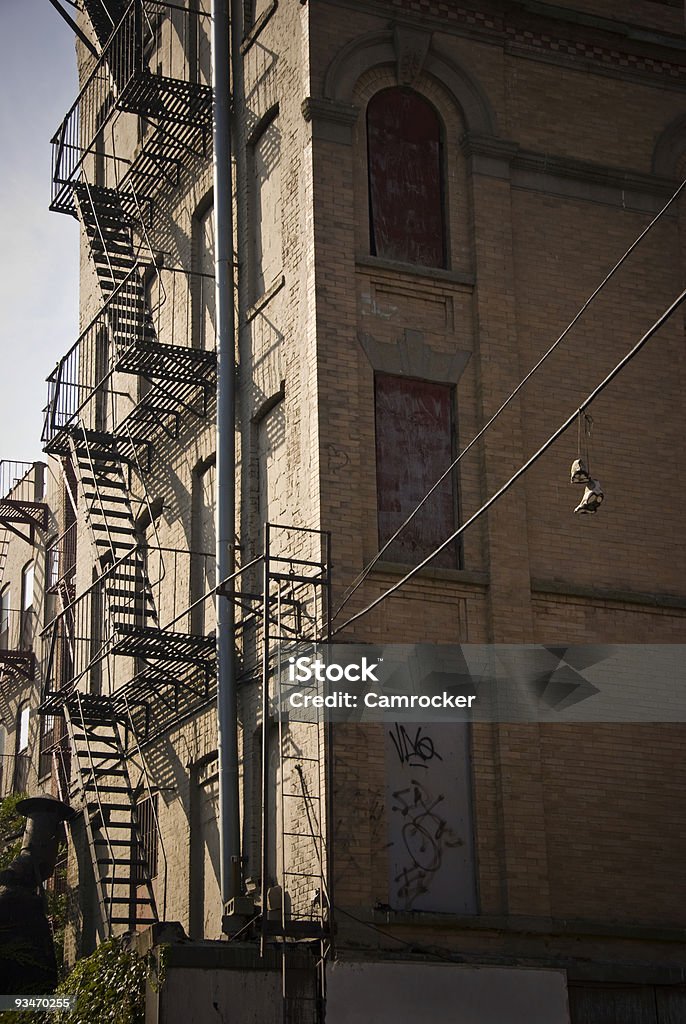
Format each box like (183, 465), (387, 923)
(570, 458), (604, 514)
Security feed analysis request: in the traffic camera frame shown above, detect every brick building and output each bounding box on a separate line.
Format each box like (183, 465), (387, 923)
(2, 0), (685, 1020)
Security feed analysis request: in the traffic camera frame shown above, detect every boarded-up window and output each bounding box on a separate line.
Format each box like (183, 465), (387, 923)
(197, 0), (211, 87)
(375, 374), (457, 568)
(18, 705), (30, 754)
(367, 88), (445, 267)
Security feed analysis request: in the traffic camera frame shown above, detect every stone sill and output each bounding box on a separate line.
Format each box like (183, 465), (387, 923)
(355, 255), (475, 288)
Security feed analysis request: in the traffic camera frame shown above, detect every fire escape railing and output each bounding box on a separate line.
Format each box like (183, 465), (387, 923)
(0, 461), (47, 555)
(0, 607), (36, 682)
(0, 607), (35, 655)
(43, 264), (216, 453)
(39, 0), (216, 938)
(40, 546), (216, 732)
(0, 462), (38, 502)
(41, 546), (215, 681)
(51, 0), (212, 215)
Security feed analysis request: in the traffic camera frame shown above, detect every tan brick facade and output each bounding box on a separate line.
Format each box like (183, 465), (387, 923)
(3, 0), (686, 1018)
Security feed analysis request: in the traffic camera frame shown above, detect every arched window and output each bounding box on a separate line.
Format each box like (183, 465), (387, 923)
(367, 88), (446, 268)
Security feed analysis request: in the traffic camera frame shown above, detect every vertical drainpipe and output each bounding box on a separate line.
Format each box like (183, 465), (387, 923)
(212, 0), (240, 908)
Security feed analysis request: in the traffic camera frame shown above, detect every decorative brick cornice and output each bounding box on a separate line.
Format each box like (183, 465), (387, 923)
(505, 26), (686, 90)
(324, 0), (686, 91)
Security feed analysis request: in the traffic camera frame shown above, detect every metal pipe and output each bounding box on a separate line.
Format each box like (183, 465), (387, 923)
(212, 0), (240, 906)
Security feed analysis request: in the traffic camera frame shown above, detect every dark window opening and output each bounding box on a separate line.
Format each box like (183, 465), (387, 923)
(367, 88), (446, 268)
(39, 714), (56, 782)
(375, 373), (458, 568)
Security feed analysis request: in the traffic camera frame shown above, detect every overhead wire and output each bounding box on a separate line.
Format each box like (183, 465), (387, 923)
(331, 284), (686, 638)
(332, 177), (686, 623)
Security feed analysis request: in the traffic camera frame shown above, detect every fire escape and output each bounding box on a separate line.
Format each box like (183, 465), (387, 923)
(0, 462), (48, 686)
(39, 0), (214, 936)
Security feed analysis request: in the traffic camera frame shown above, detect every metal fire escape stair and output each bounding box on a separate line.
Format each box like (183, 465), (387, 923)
(65, 425), (214, 666)
(65, 691), (158, 934)
(70, 427), (158, 636)
(82, 0), (128, 50)
(74, 182), (214, 386)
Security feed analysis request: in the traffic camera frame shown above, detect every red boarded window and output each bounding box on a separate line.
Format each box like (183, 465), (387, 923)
(375, 374), (458, 568)
(367, 88), (446, 267)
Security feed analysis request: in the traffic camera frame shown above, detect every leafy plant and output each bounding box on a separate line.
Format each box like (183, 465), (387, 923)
(3, 938), (153, 1024)
(0, 792), (26, 870)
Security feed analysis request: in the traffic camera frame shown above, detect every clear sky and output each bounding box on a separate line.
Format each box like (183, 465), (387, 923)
(0, 0), (79, 465)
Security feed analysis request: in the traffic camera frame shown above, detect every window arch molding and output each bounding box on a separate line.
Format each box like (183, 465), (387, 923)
(323, 27), (497, 138)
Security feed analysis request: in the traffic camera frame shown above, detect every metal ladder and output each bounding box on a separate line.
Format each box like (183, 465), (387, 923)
(261, 524), (332, 1024)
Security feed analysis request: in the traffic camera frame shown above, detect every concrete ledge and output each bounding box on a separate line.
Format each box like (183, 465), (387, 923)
(531, 579), (686, 610)
(373, 562), (489, 588)
(365, 907), (686, 944)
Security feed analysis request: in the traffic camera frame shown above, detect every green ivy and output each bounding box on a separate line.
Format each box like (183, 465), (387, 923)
(0, 793), (27, 870)
(2, 938), (154, 1024)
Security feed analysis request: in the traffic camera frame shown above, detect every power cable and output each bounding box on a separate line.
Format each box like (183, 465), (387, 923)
(331, 285), (686, 638)
(332, 178), (686, 622)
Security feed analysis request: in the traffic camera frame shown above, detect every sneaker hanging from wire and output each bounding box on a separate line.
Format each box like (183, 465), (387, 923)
(574, 478), (604, 514)
(570, 458), (591, 485)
